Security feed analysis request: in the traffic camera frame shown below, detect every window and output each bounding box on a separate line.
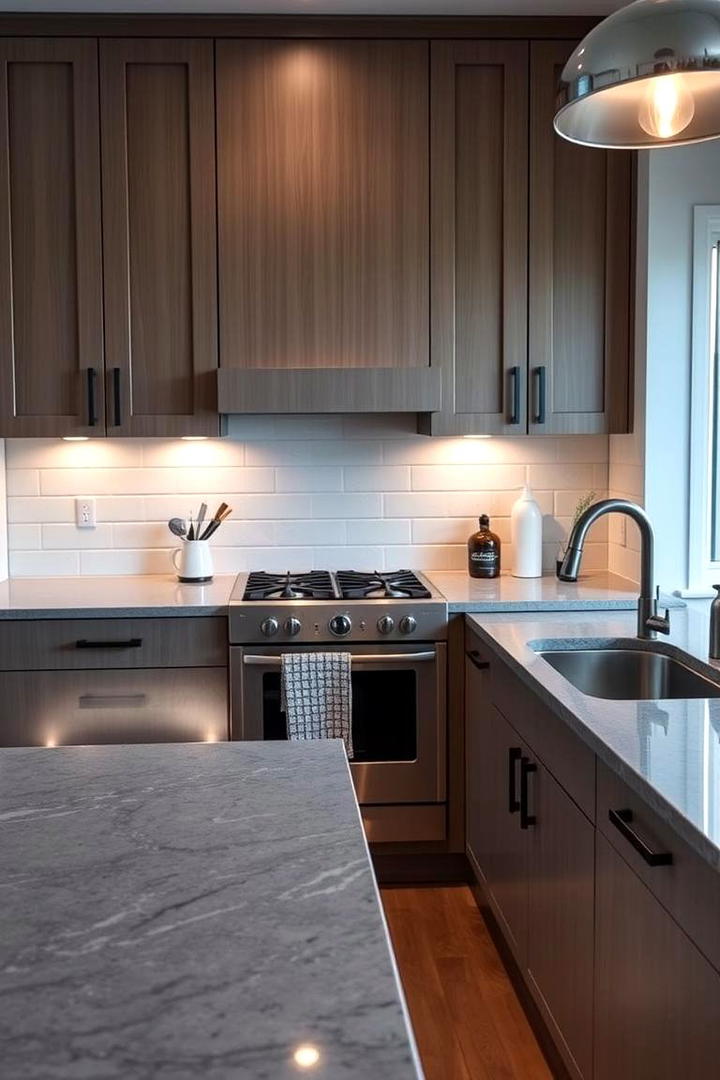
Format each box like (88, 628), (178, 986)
(688, 207), (720, 591)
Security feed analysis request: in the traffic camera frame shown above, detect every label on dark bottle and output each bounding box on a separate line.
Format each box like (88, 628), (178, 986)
(470, 550), (498, 566)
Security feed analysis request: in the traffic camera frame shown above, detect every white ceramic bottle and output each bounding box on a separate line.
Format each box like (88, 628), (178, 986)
(511, 486), (543, 578)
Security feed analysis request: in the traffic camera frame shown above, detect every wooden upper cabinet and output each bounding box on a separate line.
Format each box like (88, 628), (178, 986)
(100, 39), (218, 437)
(529, 40), (632, 435)
(0, 39), (104, 437)
(216, 39), (436, 413)
(425, 40), (529, 436)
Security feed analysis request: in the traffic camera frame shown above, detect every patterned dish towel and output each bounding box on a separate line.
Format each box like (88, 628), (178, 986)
(281, 652), (354, 760)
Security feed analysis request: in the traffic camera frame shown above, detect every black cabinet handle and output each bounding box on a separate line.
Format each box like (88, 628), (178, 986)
(75, 638), (143, 650)
(520, 757), (537, 829)
(508, 747), (522, 814)
(86, 367), (97, 427)
(466, 650), (490, 672)
(533, 366), (546, 425)
(112, 367), (122, 426)
(508, 366), (520, 425)
(608, 808), (673, 867)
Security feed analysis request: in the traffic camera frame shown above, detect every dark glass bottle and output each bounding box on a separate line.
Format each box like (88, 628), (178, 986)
(468, 514), (501, 579)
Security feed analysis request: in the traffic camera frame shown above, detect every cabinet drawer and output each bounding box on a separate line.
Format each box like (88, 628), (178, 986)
(0, 667), (228, 746)
(0, 617), (227, 670)
(597, 760), (720, 973)
(491, 651), (595, 821)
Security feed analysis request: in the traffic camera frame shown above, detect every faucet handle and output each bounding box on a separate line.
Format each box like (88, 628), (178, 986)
(647, 587), (671, 635)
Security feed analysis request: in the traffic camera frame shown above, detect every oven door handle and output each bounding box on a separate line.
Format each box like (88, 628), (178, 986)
(242, 651), (437, 666)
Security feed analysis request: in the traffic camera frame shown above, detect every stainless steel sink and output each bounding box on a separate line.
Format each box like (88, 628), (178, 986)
(536, 646), (720, 701)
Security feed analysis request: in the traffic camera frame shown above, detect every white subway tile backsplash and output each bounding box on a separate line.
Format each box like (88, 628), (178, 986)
(275, 467), (343, 492)
(411, 463), (526, 491)
(10, 550), (80, 576)
(8, 497), (76, 523)
(311, 493), (382, 519)
(347, 519), (411, 545)
(8, 524), (41, 550)
(528, 463), (597, 491)
(4, 420), (612, 577)
(6, 470), (40, 497)
(344, 466), (410, 492)
(42, 524), (114, 549)
(79, 549), (170, 576)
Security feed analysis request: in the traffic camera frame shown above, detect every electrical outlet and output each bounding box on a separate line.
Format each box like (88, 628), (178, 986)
(75, 497), (96, 529)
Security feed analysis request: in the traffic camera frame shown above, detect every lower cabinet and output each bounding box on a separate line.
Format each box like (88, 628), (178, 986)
(465, 632), (594, 1079)
(0, 667), (228, 746)
(466, 624), (720, 1080)
(594, 832), (720, 1079)
(526, 760), (595, 1080)
(0, 616), (229, 746)
(466, 647), (529, 963)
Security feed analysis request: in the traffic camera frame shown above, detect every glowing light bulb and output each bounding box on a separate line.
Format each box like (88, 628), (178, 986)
(638, 74), (695, 140)
(293, 1044), (321, 1069)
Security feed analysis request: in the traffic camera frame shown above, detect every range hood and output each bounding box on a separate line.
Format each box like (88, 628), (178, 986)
(216, 367), (442, 414)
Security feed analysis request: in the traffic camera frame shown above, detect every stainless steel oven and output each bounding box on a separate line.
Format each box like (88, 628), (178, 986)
(231, 641), (446, 806)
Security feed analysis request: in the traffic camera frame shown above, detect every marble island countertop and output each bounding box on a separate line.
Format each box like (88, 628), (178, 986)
(467, 605), (720, 871)
(0, 741), (421, 1080)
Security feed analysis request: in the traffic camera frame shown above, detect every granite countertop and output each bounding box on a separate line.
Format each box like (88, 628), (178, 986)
(0, 574), (237, 619)
(0, 741), (421, 1080)
(466, 605), (720, 871)
(424, 570), (641, 612)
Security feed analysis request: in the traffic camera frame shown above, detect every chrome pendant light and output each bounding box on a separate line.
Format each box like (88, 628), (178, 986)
(554, 0), (720, 148)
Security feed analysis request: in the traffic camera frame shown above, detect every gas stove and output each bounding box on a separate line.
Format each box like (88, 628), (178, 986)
(229, 570), (447, 644)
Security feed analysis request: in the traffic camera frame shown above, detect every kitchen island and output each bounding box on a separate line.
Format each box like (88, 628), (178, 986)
(0, 740), (421, 1080)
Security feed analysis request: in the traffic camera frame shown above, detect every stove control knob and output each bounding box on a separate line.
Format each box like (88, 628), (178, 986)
(284, 616), (302, 637)
(260, 617), (279, 637)
(377, 615), (394, 635)
(399, 616), (417, 635)
(329, 614), (352, 637)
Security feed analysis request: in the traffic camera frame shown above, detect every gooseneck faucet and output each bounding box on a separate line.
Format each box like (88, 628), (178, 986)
(559, 498), (670, 641)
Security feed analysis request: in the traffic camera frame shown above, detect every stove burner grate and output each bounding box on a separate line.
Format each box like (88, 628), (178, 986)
(243, 571), (337, 601)
(335, 570), (431, 601)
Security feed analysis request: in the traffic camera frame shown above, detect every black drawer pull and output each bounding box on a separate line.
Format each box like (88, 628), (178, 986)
(466, 650), (490, 672)
(520, 756), (537, 829)
(508, 747), (522, 814)
(608, 808), (673, 867)
(75, 638), (143, 650)
(86, 367), (97, 427)
(508, 365), (521, 425)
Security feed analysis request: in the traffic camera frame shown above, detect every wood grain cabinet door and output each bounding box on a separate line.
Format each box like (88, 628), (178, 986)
(425, 40), (529, 436)
(100, 39), (218, 437)
(529, 40), (632, 435)
(216, 39), (429, 376)
(526, 762), (595, 1080)
(466, 648), (529, 966)
(594, 832), (720, 1080)
(0, 38), (104, 437)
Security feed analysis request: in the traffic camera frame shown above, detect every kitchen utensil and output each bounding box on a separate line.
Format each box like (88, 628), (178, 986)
(202, 506), (232, 541)
(168, 518), (187, 539)
(199, 503), (230, 540)
(187, 511), (195, 541)
(195, 502), (208, 539)
(172, 539), (213, 583)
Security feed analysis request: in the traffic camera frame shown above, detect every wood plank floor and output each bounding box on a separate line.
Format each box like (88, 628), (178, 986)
(381, 885), (553, 1080)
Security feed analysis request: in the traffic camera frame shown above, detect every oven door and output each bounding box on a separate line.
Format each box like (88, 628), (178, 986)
(231, 643), (446, 805)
